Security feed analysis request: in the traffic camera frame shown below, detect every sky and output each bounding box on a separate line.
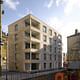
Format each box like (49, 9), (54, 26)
(2, 0), (80, 53)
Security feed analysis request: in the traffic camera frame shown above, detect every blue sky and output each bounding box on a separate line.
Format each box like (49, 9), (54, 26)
(2, 0), (80, 53)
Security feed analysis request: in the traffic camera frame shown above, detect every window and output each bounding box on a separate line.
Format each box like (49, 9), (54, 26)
(44, 63), (46, 69)
(49, 29), (52, 36)
(58, 62), (61, 67)
(54, 47), (56, 53)
(43, 26), (47, 33)
(32, 44), (36, 49)
(50, 63), (52, 68)
(43, 35), (47, 42)
(15, 25), (18, 31)
(25, 63), (30, 70)
(50, 54), (52, 60)
(15, 34), (18, 40)
(25, 53), (30, 60)
(24, 32), (30, 38)
(15, 44), (17, 51)
(69, 38), (72, 41)
(15, 53), (16, 61)
(49, 38), (52, 44)
(24, 21), (30, 27)
(44, 54), (46, 60)
(54, 40), (56, 45)
(55, 55), (56, 61)
(50, 45), (52, 52)
(24, 42), (30, 49)
(54, 32), (57, 36)
(43, 44), (46, 51)
(15, 63), (17, 70)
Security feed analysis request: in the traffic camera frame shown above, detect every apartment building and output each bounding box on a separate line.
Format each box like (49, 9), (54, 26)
(8, 14), (62, 72)
(67, 29), (80, 78)
(1, 32), (8, 70)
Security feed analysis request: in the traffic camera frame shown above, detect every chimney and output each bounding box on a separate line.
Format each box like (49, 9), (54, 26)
(75, 29), (78, 34)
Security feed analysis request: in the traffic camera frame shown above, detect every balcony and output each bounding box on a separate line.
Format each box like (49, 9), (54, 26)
(24, 31), (30, 38)
(24, 19), (30, 27)
(32, 42), (40, 49)
(32, 30), (40, 40)
(31, 19), (40, 30)
(31, 31), (40, 43)
(32, 53), (40, 60)
(24, 41), (40, 52)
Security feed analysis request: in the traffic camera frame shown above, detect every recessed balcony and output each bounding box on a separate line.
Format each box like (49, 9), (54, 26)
(32, 53), (40, 60)
(31, 19), (40, 30)
(32, 30), (40, 40)
(32, 42), (40, 50)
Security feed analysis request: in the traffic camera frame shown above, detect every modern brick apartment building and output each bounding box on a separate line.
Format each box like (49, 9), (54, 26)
(8, 14), (62, 72)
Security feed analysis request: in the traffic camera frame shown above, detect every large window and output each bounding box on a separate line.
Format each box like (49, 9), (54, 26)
(54, 47), (56, 53)
(49, 29), (52, 36)
(49, 38), (52, 44)
(15, 53), (16, 61)
(25, 53), (30, 60)
(15, 25), (18, 31)
(44, 63), (46, 69)
(54, 40), (56, 45)
(24, 21), (30, 27)
(43, 44), (46, 51)
(15, 34), (18, 40)
(15, 44), (17, 51)
(15, 63), (17, 70)
(24, 42), (30, 49)
(44, 54), (46, 60)
(25, 63), (30, 70)
(43, 35), (47, 42)
(55, 55), (56, 61)
(50, 54), (52, 60)
(24, 32), (30, 38)
(50, 63), (52, 68)
(50, 45), (52, 52)
(43, 26), (47, 33)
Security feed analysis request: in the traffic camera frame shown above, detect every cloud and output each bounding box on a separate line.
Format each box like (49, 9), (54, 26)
(47, 0), (54, 8)
(64, 0), (79, 15)
(5, 0), (20, 10)
(48, 17), (63, 31)
(56, 0), (61, 7)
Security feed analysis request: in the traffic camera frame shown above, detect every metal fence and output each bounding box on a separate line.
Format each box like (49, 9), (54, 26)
(0, 68), (65, 80)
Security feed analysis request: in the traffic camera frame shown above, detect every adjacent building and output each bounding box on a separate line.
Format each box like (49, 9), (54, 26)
(8, 14), (62, 72)
(67, 29), (80, 78)
(1, 32), (8, 70)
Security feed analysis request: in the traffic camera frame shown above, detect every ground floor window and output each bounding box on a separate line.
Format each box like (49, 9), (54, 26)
(25, 63), (30, 70)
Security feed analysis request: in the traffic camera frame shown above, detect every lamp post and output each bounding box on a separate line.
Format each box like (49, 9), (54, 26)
(0, 0), (3, 76)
